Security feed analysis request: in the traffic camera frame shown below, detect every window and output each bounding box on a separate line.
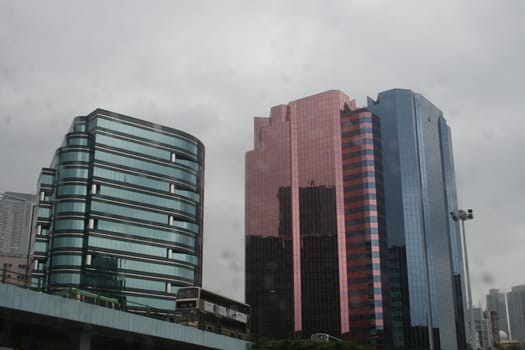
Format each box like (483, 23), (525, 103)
(93, 117), (198, 156)
(94, 150), (197, 185)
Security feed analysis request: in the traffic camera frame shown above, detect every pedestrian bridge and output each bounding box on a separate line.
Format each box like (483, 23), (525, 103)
(0, 283), (250, 350)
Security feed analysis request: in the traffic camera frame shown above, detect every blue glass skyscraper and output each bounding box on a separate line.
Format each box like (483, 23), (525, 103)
(31, 109), (204, 313)
(368, 89), (466, 350)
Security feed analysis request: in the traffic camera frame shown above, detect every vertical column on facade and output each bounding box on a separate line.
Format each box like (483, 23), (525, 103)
(332, 103), (350, 336)
(289, 104), (302, 334)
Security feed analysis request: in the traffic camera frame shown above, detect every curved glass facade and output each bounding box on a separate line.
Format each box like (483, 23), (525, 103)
(31, 109), (204, 313)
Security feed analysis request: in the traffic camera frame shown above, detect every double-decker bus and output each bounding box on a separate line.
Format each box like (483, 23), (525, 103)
(175, 287), (250, 339)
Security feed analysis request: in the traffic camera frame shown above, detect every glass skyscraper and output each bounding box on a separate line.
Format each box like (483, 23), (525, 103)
(245, 91), (390, 346)
(246, 89), (466, 349)
(31, 109), (204, 313)
(368, 89), (466, 350)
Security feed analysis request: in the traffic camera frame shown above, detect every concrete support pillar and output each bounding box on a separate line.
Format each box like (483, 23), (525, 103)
(78, 331), (91, 350)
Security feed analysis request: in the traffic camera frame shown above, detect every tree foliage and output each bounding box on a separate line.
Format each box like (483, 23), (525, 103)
(251, 339), (374, 350)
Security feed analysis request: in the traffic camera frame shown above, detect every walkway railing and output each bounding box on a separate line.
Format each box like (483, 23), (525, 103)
(0, 266), (176, 322)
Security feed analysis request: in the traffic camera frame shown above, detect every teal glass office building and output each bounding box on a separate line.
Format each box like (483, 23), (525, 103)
(31, 109), (204, 312)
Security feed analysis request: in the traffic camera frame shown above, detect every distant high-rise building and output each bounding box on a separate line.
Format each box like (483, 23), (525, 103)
(0, 255), (30, 286)
(473, 307), (495, 350)
(486, 289), (510, 338)
(245, 89), (466, 349)
(31, 109), (204, 312)
(507, 285), (525, 344)
(245, 91), (390, 347)
(368, 89), (466, 350)
(0, 192), (37, 257)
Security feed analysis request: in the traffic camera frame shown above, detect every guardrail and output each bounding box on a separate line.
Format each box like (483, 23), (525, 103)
(0, 266), (176, 322)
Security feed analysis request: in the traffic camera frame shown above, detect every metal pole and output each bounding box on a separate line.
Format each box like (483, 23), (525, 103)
(461, 218), (476, 350)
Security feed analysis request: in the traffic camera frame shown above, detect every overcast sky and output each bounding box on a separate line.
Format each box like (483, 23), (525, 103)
(1, 1), (524, 305)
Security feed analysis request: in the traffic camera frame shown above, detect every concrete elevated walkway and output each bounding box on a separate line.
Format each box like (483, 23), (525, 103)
(0, 283), (250, 350)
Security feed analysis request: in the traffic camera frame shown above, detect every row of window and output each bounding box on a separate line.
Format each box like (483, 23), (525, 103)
(347, 241), (381, 251)
(343, 171), (377, 181)
(343, 160), (378, 170)
(84, 274), (177, 293)
(58, 184), (88, 196)
(67, 135), (88, 146)
(51, 254), (82, 267)
(61, 150), (90, 163)
(96, 219), (196, 247)
(90, 117), (199, 156)
(345, 204), (378, 214)
(53, 235), (83, 249)
(49, 260), (194, 283)
(59, 167), (89, 180)
(95, 150), (197, 185)
(97, 133), (172, 161)
(92, 256), (195, 280)
(91, 200), (168, 224)
(94, 166), (200, 202)
(37, 207), (52, 219)
(34, 241), (49, 253)
(91, 200), (197, 231)
(347, 275), (383, 284)
(349, 313), (384, 321)
(344, 193), (380, 203)
(341, 127), (378, 138)
(56, 201), (86, 214)
(54, 219), (85, 231)
(55, 169), (201, 204)
(348, 264), (382, 273)
(88, 235), (197, 265)
(50, 218), (196, 248)
(346, 216), (379, 225)
(341, 116), (373, 128)
(49, 272), (80, 284)
(39, 174), (55, 186)
(97, 185), (196, 215)
(342, 148), (381, 160)
(97, 133), (200, 172)
(347, 251), (381, 261)
(344, 182), (378, 193)
(342, 138), (376, 148)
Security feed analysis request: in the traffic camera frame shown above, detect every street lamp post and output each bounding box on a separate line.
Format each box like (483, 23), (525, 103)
(451, 209), (475, 350)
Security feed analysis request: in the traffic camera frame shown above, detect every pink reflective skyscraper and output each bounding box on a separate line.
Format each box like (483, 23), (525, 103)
(245, 91), (389, 346)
